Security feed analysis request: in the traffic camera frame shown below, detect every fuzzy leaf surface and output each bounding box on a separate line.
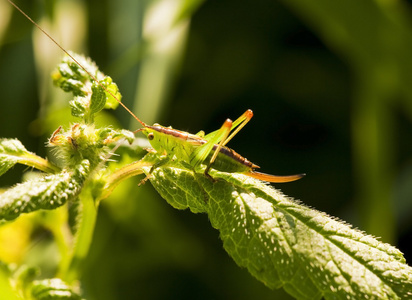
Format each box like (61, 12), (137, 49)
(0, 160), (90, 221)
(31, 278), (81, 300)
(145, 162), (412, 300)
(0, 139), (59, 176)
(52, 52), (99, 97)
(53, 52), (121, 113)
(89, 82), (106, 115)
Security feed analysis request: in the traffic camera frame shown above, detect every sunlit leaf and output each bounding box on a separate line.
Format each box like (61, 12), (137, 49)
(0, 160), (90, 221)
(31, 278), (81, 300)
(89, 82), (106, 115)
(0, 139), (60, 176)
(146, 162), (412, 300)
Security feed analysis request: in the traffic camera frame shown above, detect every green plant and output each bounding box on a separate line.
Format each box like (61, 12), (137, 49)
(1, 53), (411, 300)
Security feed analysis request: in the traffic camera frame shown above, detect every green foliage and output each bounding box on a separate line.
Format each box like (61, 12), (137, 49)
(52, 53), (95, 96)
(0, 264), (81, 300)
(31, 278), (82, 300)
(279, 0), (412, 247)
(0, 139), (60, 176)
(53, 52), (121, 123)
(0, 52), (136, 299)
(145, 160), (412, 299)
(1, 49), (412, 299)
(0, 160), (89, 221)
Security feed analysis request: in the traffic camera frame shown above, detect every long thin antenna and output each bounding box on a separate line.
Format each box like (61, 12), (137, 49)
(7, 0), (146, 127)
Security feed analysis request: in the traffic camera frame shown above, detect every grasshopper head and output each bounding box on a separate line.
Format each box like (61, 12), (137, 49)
(140, 124), (165, 153)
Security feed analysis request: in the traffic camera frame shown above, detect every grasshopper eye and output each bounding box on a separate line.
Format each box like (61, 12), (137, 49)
(147, 132), (154, 140)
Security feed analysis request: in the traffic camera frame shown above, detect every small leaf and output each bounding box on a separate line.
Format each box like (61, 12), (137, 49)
(0, 139), (25, 176)
(97, 128), (136, 145)
(68, 97), (87, 118)
(89, 82), (106, 115)
(145, 162), (412, 300)
(101, 76), (121, 110)
(31, 278), (81, 300)
(13, 265), (40, 297)
(0, 160), (90, 221)
(52, 52), (99, 97)
(53, 53), (122, 121)
(52, 64), (86, 97)
(117, 129), (136, 144)
(0, 139), (60, 176)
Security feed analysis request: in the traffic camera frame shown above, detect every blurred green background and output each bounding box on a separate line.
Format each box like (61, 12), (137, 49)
(1, 0), (412, 299)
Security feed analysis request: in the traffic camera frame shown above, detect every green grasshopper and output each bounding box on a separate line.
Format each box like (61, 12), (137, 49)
(135, 110), (304, 182)
(8, 0), (304, 184)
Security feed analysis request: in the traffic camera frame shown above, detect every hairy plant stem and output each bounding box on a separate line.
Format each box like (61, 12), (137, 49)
(61, 186), (98, 283)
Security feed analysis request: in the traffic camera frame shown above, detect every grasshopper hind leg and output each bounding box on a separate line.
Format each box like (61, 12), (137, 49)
(204, 110), (254, 179)
(204, 119), (233, 179)
(189, 110), (254, 181)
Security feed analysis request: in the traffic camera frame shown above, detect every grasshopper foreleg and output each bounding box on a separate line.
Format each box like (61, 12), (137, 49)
(138, 156), (170, 186)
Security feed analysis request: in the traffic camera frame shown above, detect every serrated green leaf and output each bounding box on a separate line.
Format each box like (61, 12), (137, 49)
(68, 97), (87, 118)
(31, 278), (81, 300)
(53, 53), (122, 122)
(145, 162), (412, 300)
(53, 64), (86, 97)
(117, 129), (135, 144)
(0, 139), (60, 176)
(0, 160), (90, 221)
(53, 52), (99, 98)
(100, 128), (136, 145)
(89, 82), (106, 115)
(101, 77), (121, 110)
(0, 139), (31, 176)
